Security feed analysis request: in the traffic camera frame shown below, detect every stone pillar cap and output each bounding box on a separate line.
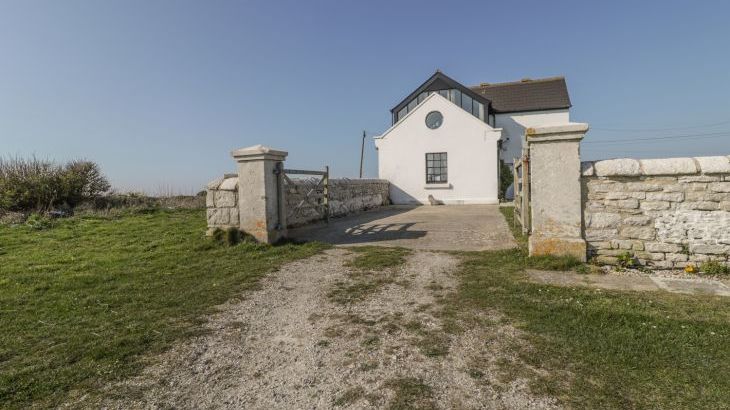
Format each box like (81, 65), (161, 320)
(231, 144), (288, 161)
(526, 123), (589, 142)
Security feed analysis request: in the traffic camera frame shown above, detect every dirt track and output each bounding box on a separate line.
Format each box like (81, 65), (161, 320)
(75, 248), (557, 409)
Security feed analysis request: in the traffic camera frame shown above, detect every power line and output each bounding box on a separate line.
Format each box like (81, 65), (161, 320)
(592, 119), (730, 132)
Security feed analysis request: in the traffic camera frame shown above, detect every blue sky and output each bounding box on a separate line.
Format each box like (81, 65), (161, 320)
(2, 0), (729, 193)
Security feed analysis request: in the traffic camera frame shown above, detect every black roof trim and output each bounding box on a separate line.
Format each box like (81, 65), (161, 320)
(390, 71), (492, 114)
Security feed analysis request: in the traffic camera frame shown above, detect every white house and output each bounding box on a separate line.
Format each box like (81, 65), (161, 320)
(374, 71), (571, 205)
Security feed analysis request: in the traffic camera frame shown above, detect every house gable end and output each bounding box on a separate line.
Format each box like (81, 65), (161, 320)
(390, 71), (492, 116)
(377, 93), (499, 143)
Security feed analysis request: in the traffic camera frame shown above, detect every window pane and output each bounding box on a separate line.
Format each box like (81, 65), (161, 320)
(461, 93), (472, 112)
(478, 102), (485, 121)
(418, 92), (427, 103)
(438, 89), (448, 98)
(425, 152), (448, 184)
(398, 107), (407, 121)
(408, 99), (417, 111)
(451, 89), (461, 105)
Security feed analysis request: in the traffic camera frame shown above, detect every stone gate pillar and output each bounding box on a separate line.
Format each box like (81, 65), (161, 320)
(231, 145), (288, 243)
(526, 123), (589, 261)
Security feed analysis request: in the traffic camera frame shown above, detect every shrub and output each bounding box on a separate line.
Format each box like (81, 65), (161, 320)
(0, 156), (110, 212)
(700, 260), (729, 276)
(25, 213), (54, 230)
(499, 160), (513, 200)
(59, 160), (110, 207)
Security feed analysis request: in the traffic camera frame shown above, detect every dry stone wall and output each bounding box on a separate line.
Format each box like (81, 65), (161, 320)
(581, 156), (730, 268)
(205, 174), (240, 232)
(286, 178), (390, 227)
(206, 175), (389, 232)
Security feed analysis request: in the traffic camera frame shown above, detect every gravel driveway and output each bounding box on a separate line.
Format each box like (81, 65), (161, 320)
(79, 248), (556, 409)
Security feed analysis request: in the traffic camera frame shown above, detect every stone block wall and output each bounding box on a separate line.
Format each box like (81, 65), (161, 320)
(286, 178), (390, 227)
(206, 174), (389, 232)
(205, 174), (240, 232)
(581, 156), (730, 268)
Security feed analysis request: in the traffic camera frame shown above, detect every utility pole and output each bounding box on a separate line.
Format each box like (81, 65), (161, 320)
(359, 130), (366, 178)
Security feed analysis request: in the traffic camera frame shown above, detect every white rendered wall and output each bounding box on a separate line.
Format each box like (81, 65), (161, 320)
(375, 93), (502, 205)
(495, 109), (569, 164)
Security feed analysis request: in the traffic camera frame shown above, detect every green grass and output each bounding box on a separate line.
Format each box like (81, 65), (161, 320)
(442, 209), (730, 409)
(499, 205), (528, 248)
(0, 209), (325, 408)
(346, 246), (411, 271)
(327, 246), (411, 305)
(384, 377), (435, 410)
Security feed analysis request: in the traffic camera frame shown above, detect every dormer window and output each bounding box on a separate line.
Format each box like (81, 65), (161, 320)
(391, 72), (490, 125)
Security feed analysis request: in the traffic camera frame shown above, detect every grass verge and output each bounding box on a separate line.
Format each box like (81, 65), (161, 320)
(440, 207), (730, 408)
(0, 209), (325, 408)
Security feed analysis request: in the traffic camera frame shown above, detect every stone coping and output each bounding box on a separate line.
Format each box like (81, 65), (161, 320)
(582, 156), (730, 177)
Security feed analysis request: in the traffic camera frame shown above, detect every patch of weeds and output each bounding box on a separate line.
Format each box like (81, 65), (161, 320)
(328, 275), (395, 305)
(415, 331), (450, 357)
(574, 264), (604, 275)
(468, 368), (485, 379)
(404, 320), (423, 332)
(700, 260), (730, 276)
(361, 334), (380, 348)
(384, 377), (435, 410)
(680, 243), (691, 255)
(25, 212), (54, 230)
(334, 386), (365, 406)
(225, 227), (242, 246)
(346, 246), (411, 271)
(574, 264), (589, 274)
(382, 321), (400, 334)
(527, 254), (584, 271)
(323, 325), (344, 338)
(228, 320), (247, 331)
(347, 313), (376, 326)
(359, 360), (379, 371)
(211, 227), (225, 243)
(414, 303), (432, 313)
(315, 339), (330, 347)
(616, 251), (637, 269)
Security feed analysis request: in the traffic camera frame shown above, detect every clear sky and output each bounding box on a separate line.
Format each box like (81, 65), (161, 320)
(2, 0), (729, 194)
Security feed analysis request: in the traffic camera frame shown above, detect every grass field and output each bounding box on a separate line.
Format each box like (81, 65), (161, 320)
(0, 209), (325, 408)
(2, 206), (728, 409)
(441, 207), (730, 409)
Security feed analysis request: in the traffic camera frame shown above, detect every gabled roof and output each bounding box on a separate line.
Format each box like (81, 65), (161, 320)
(390, 71), (492, 114)
(469, 76), (571, 113)
(377, 92), (497, 142)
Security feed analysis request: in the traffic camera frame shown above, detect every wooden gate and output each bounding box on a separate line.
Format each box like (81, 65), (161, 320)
(275, 164), (330, 225)
(513, 155), (530, 235)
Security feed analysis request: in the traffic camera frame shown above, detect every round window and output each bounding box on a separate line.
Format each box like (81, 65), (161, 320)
(425, 111), (443, 129)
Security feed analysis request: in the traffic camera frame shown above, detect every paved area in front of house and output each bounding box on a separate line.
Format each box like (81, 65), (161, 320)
(288, 205), (517, 251)
(527, 270), (730, 297)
